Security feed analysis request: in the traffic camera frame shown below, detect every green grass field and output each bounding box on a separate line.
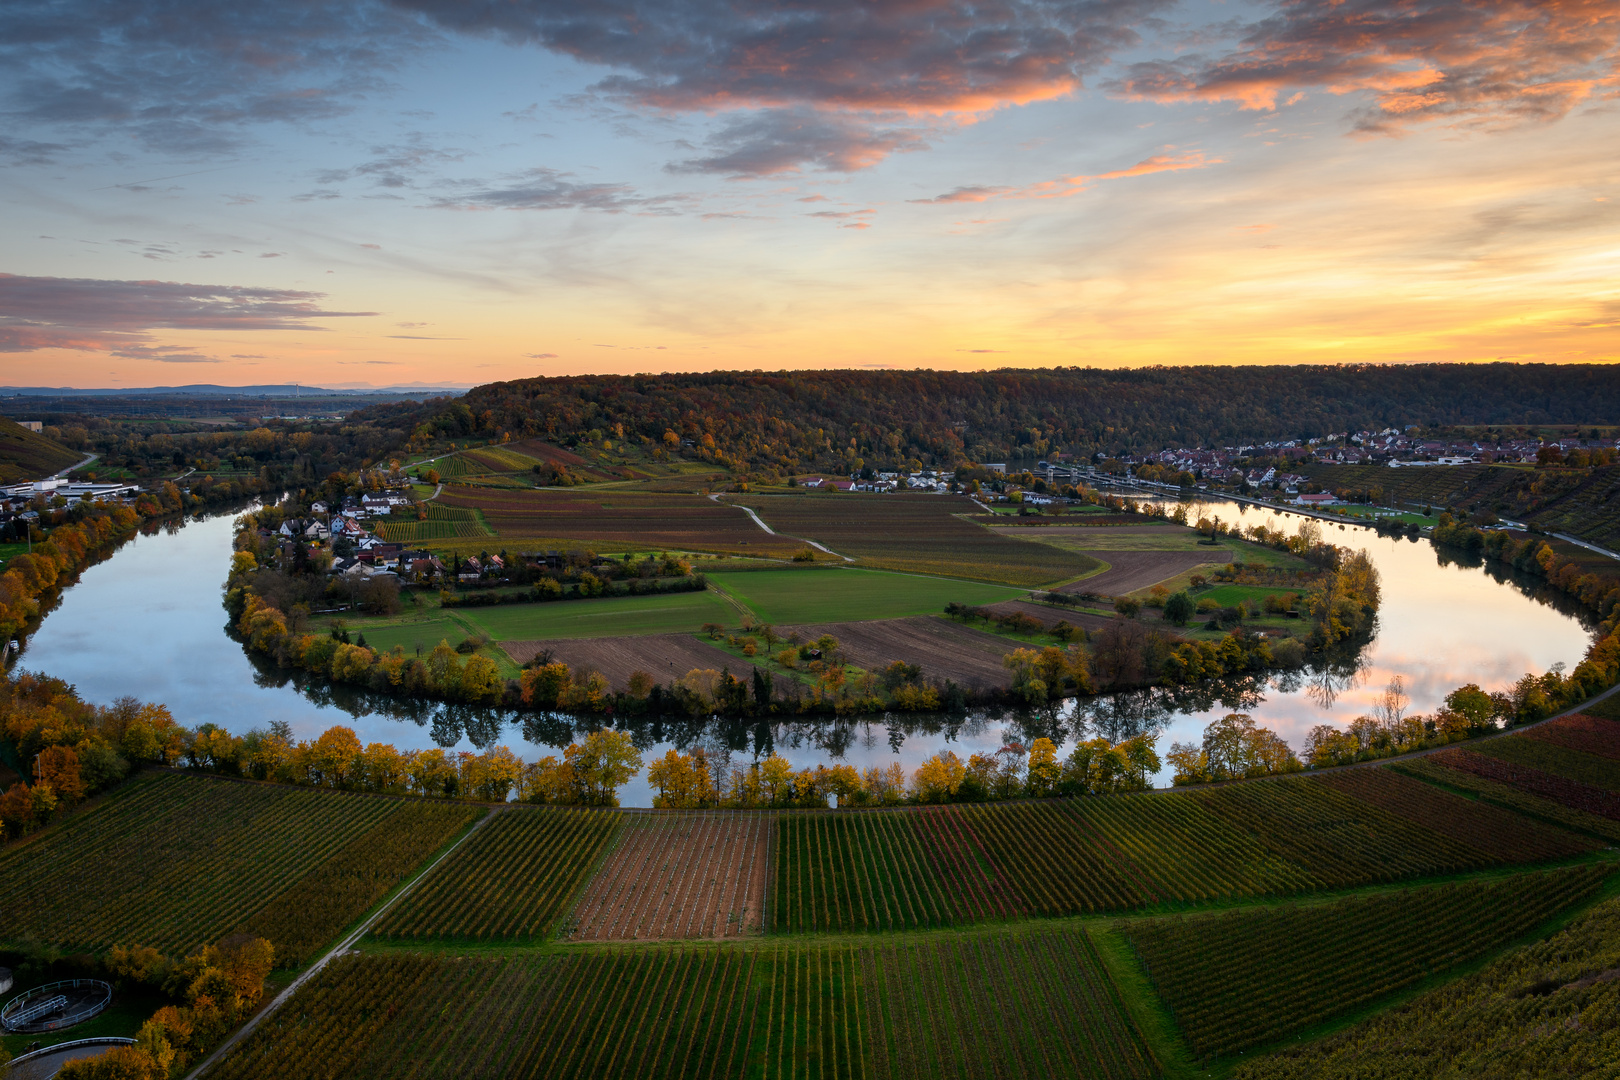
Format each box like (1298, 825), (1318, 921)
(458, 589), (737, 640)
(706, 566), (1024, 624)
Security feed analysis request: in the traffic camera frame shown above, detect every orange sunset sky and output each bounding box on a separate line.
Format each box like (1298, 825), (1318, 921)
(0, 0), (1617, 388)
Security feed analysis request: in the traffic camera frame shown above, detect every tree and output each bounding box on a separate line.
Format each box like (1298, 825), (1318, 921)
(1163, 591), (1195, 626)
(565, 729), (642, 806)
(34, 744), (85, 805)
(911, 751), (966, 803)
(1026, 737), (1060, 796)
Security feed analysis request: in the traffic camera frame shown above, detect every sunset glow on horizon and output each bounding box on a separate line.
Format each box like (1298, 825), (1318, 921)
(1, 0), (1617, 388)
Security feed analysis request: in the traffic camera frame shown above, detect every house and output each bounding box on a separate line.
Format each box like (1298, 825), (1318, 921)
(303, 521), (330, 542)
(1295, 492), (1339, 506)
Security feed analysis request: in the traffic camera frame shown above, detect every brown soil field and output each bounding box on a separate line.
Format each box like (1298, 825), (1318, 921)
(436, 487), (804, 557)
(1055, 551), (1229, 597)
(507, 439), (590, 467)
(987, 522), (1177, 534)
(779, 615), (1016, 690)
(567, 812), (772, 940)
(983, 599), (1113, 632)
(501, 633), (750, 690)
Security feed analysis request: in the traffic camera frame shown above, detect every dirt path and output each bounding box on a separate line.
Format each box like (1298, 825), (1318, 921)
(710, 493), (852, 560)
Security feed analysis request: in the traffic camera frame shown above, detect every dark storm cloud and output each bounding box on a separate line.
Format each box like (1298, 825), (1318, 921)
(0, 274), (376, 353)
(1110, 0), (1620, 132)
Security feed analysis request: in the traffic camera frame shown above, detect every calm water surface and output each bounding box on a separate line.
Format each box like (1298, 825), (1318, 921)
(16, 502), (1597, 805)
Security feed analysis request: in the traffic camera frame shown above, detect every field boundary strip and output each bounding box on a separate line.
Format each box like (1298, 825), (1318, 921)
(182, 807), (499, 1080)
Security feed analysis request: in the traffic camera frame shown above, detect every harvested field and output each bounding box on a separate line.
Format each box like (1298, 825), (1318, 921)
(732, 492), (1102, 587)
(502, 632), (748, 690)
(1056, 550), (1231, 596)
(436, 488), (805, 557)
(993, 524), (1222, 550)
(567, 812), (771, 939)
(778, 615), (1017, 690)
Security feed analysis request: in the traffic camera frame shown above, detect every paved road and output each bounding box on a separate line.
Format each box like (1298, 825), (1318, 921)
(181, 809), (499, 1080)
(53, 452), (99, 479)
(1551, 531), (1620, 562)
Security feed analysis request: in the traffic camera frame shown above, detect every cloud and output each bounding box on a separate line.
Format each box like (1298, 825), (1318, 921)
(670, 108), (933, 176)
(1109, 0), (1620, 133)
(0, 274), (376, 354)
(0, 0), (440, 152)
(525, 352), (558, 358)
(910, 185), (1013, 204)
(427, 167), (680, 213)
(915, 149), (1221, 205)
(397, 0), (1174, 172)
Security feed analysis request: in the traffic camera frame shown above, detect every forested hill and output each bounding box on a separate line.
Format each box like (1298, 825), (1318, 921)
(0, 416), (82, 483)
(364, 364), (1620, 473)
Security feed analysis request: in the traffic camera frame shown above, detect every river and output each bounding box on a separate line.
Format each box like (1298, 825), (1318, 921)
(13, 501), (1597, 805)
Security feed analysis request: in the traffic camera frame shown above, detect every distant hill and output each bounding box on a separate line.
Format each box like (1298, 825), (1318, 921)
(0, 418), (83, 484)
(0, 384), (465, 397)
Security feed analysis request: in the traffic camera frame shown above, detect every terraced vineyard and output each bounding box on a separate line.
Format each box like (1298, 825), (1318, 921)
(212, 925), (1155, 1080)
(0, 772), (417, 955)
(372, 805), (621, 943)
(568, 812), (772, 940)
(1123, 863), (1612, 1062)
(1469, 729), (1620, 791)
(772, 775), (1582, 932)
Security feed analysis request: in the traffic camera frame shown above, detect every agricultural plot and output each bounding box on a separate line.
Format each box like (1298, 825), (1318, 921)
(774, 776), (1577, 934)
(1189, 776), (1493, 887)
(1056, 551), (1230, 596)
(237, 801), (482, 966)
(733, 493), (1103, 587)
(1431, 746), (1620, 821)
(1317, 768), (1598, 862)
(372, 806), (621, 943)
(465, 589), (736, 642)
(994, 524), (1228, 551)
(1124, 863), (1612, 1062)
(0, 772), (409, 956)
(1471, 727), (1620, 790)
(773, 616), (1018, 691)
(1526, 712), (1620, 761)
(501, 632), (748, 690)
(1392, 758), (1620, 844)
(213, 926), (1154, 1080)
(436, 488), (804, 557)
(706, 567), (1024, 625)
(379, 501), (489, 542)
(567, 813), (772, 940)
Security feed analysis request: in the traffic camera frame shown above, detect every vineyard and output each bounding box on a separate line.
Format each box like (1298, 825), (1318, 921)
(435, 488), (805, 557)
(1429, 746), (1620, 822)
(732, 493), (1102, 587)
(1527, 711), (1620, 761)
(236, 801), (482, 965)
(770, 775), (1582, 932)
(1125, 863), (1613, 1062)
(1469, 728), (1620, 791)
(567, 812), (772, 940)
(211, 924), (1155, 1079)
(1391, 757), (1620, 843)
(378, 501), (489, 542)
(1230, 891), (1620, 1080)
(371, 805), (621, 942)
(0, 772), (413, 955)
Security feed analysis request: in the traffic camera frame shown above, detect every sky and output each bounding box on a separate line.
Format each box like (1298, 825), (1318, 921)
(0, 0), (1617, 389)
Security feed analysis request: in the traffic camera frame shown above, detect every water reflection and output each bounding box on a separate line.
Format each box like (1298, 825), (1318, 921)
(11, 497), (1601, 803)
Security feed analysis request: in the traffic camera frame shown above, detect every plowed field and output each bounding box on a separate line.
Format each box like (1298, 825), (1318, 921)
(501, 632), (751, 690)
(778, 616), (1017, 690)
(567, 812), (772, 939)
(1056, 550), (1230, 596)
